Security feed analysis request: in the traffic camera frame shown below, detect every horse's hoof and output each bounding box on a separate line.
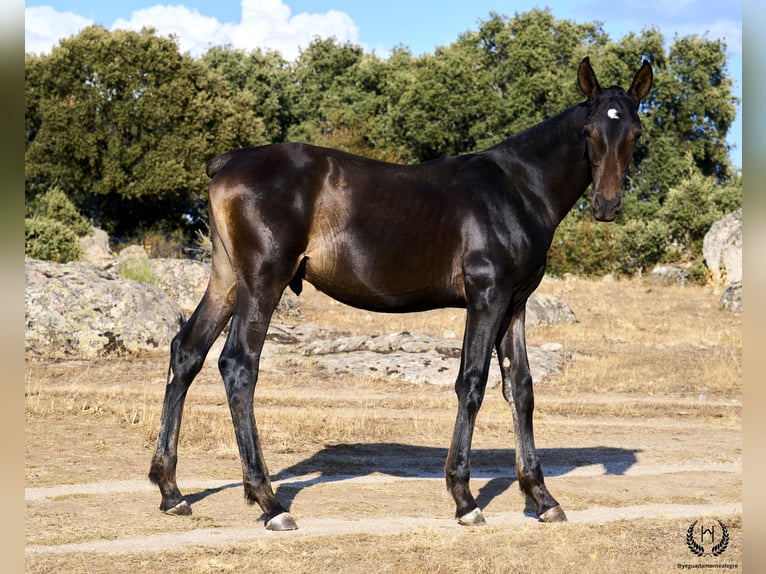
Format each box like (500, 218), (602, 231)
(266, 512), (298, 531)
(163, 500), (192, 516)
(457, 507), (487, 526)
(539, 505), (567, 522)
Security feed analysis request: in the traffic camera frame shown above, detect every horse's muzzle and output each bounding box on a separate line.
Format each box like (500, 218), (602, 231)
(592, 193), (623, 222)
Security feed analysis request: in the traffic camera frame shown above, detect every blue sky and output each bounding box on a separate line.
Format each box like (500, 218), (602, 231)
(25, 0), (742, 167)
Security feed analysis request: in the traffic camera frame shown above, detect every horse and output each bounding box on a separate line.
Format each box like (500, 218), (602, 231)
(149, 57), (653, 530)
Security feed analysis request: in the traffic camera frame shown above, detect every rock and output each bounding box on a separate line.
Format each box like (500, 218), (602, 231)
(703, 209), (742, 285)
(264, 325), (564, 386)
(526, 293), (577, 326)
(25, 259), (183, 358)
(78, 228), (113, 266)
(148, 258), (210, 318)
(23, 256), (562, 383)
(719, 281), (742, 314)
(648, 264), (687, 285)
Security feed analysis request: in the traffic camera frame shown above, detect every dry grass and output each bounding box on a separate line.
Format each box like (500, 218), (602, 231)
(24, 276), (742, 469)
(25, 275), (741, 405)
(25, 277), (743, 572)
(26, 514), (743, 574)
(531, 277), (741, 397)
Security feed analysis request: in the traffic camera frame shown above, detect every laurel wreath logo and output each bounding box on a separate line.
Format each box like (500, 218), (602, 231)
(686, 521), (704, 557)
(686, 519), (729, 557)
(711, 522), (730, 557)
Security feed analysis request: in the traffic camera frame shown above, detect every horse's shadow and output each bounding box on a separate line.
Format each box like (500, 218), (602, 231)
(185, 443), (640, 516)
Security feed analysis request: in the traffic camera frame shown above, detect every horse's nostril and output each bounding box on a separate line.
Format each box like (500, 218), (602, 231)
(592, 193), (603, 208)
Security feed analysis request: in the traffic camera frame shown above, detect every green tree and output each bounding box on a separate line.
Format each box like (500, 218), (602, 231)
(617, 32), (739, 218)
(383, 41), (497, 160)
(25, 26), (262, 238)
(469, 10), (608, 139)
(202, 46), (292, 143)
(661, 35), (737, 181)
(287, 38), (365, 142)
(280, 38), (406, 161)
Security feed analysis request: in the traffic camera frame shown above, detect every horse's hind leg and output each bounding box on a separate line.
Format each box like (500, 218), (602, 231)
(218, 269), (297, 530)
(149, 260), (234, 515)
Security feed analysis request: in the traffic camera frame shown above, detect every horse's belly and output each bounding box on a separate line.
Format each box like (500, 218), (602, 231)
(303, 248), (464, 313)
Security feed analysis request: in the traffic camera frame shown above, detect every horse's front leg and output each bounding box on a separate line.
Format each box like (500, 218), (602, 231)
(497, 303), (566, 522)
(445, 282), (509, 525)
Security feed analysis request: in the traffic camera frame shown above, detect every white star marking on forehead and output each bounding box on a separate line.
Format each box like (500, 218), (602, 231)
(607, 108), (620, 120)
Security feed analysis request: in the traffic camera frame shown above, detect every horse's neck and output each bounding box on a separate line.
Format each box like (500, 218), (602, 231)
(489, 104), (593, 229)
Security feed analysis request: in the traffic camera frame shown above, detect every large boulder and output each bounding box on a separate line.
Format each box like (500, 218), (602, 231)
(147, 258), (210, 318)
(143, 258), (299, 319)
(703, 210), (743, 314)
(703, 209), (742, 285)
(25, 259), (183, 358)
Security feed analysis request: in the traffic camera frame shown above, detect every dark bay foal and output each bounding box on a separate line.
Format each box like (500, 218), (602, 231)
(150, 57), (652, 530)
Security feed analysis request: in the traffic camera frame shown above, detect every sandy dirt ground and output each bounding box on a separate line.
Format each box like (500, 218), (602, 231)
(25, 280), (743, 572)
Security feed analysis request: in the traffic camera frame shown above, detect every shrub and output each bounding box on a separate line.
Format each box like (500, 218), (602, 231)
(686, 260), (710, 285)
(27, 186), (91, 237)
(547, 214), (621, 277)
(616, 219), (669, 275)
(25, 217), (82, 263)
(547, 169), (740, 278)
(660, 171), (742, 254)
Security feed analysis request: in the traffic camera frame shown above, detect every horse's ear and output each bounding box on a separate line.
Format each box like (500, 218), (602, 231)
(578, 57), (601, 99)
(628, 59), (653, 103)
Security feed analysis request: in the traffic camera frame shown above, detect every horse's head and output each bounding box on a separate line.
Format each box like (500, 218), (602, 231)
(578, 57), (653, 222)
